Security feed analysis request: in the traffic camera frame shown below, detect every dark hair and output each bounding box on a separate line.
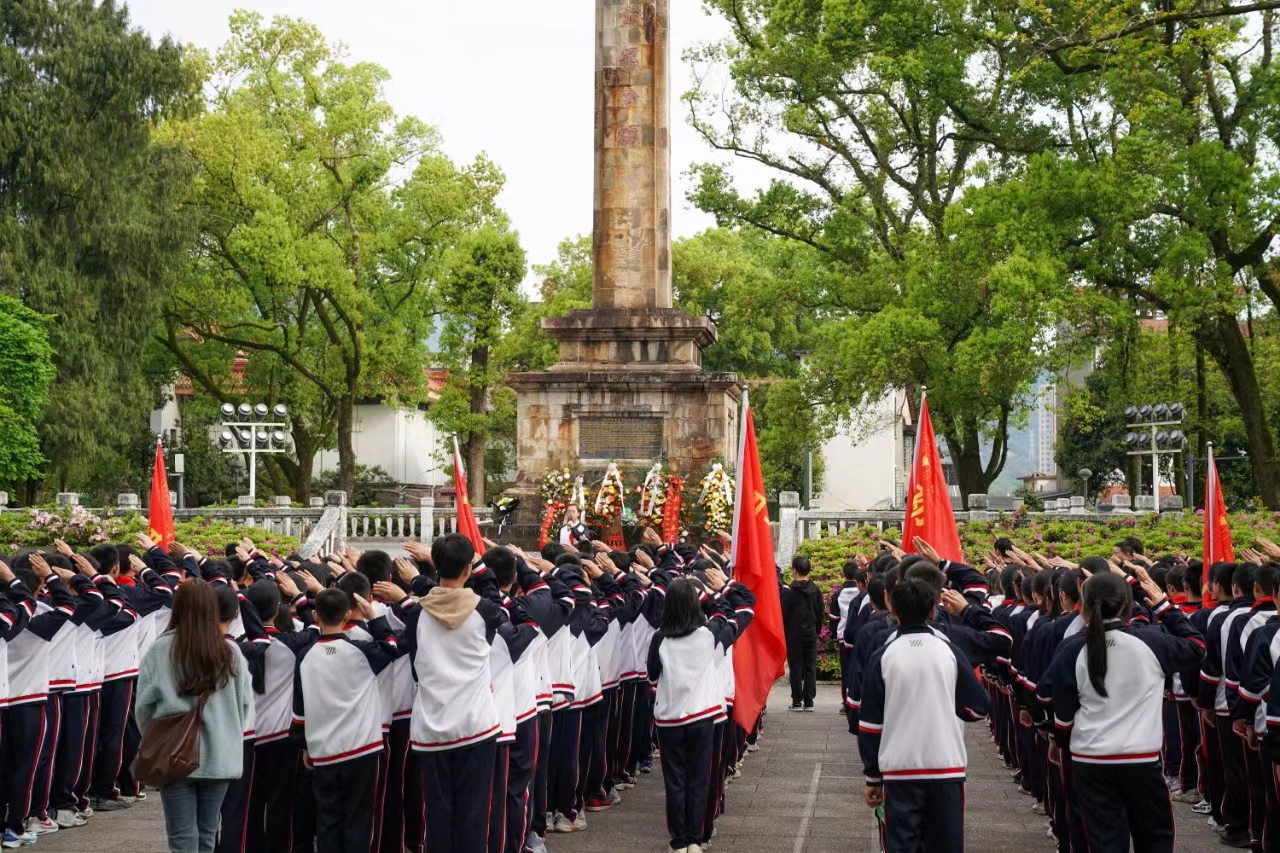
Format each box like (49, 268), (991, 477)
(1233, 562), (1257, 598)
(1000, 565), (1021, 599)
(245, 580), (282, 623)
(609, 551), (634, 574)
(576, 540), (597, 557)
(994, 538), (1014, 556)
(661, 578), (706, 639)
(843, 560), (864, 581)
(315, 588), (351, 626)
(1165, 565), (1185, 595)
(336, 572), (371, 602)
(9, 553), (38, 592)
(1059, 570), (1084, 609)
(1033, 571), (1057, 616)
(1256, 563), (1280, 598)
(117, 544), (139, 576)
(541, 543), (567, 563)
(1082, 573), (1132, 698)
(1184, 560), (1204, 595)
(791, 557), (811, 577)
(1118, 536), (1144, 557)
(1080, 557), (1109, 578)
(904, 563), (946, 597)
(1148, 563), (1169, 593)
(89, 544), (119, 574)
(897, 554), (932, 574)
(168, 580), (237, 697)
(868, 552), (899, 576)
(1020, 574), (1035, 603)
(215, 585), (240, 623)
(555, 553), (583, 568)
(432, 534), (475, 581)
(890, 578), (937, 627)
(867, 575), (888, 611)
(483, 548), (517, 589)
(356, 550), (393, 585)
(705, 540), (724, 555)
(1209, 562), (1236, 596)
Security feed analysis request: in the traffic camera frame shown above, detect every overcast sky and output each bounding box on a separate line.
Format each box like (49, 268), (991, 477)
(123, 0), (746, 276)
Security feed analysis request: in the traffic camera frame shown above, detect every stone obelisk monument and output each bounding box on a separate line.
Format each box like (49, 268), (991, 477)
(507, 0), (740, 482)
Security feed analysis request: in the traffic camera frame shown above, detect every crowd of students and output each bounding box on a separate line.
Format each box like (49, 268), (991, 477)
(831, 533), (1280, 852)
(0, 521), (763, 853)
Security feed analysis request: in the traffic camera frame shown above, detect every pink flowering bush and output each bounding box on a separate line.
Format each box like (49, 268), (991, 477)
(1, 508), (298, 557)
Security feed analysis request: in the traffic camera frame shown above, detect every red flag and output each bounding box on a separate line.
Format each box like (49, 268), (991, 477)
(902, 392), (964, 564)
(1203, 447), (1234, 566)
(731, 399), (787, 732)
(148, 441), (175, 548)
(453, 437), (485, 553)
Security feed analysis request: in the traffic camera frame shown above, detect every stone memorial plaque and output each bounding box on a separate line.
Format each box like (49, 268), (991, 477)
(580, 415), (663, 460)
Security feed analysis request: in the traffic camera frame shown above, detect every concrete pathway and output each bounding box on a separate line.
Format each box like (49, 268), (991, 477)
(33, 683), (1227, 853)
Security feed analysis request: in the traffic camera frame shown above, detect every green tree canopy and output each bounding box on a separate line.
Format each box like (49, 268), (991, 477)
(159, 12), (506, 499)
(0, 0), (200, 496)
(0, 295), (55, 488)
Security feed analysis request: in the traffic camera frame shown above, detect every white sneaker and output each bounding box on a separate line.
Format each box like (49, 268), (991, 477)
(551, 813), (577, 834)
(746, 743), (760, 753)
(524, 831), (547, 853)
(572, 812), (587, 831)
(53, 811), (85, 829)
(689, 845), (703, 853)
(26, 817), (57, 835)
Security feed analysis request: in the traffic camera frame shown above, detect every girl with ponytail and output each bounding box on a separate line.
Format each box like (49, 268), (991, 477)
(1040, 568), (1206, 852)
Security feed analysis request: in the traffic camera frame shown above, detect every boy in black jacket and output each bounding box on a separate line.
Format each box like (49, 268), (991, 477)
(780, 557), (824, 711)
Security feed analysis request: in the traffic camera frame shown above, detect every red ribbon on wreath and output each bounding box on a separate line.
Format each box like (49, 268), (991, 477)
(538, 501), (565, 550)
(662, 477), (684, 543)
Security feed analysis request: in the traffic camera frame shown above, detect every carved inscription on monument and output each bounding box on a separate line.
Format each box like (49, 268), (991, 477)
(579, 416), (664, 460)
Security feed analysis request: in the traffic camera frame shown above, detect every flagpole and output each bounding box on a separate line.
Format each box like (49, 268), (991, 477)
(905, 387), (926, 509)
(730, 384), (749, 569)
(1206, 441), (1215, 561)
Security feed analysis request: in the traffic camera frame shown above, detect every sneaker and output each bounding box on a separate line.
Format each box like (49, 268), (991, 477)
(76, 807), (92, 818)
(689, 845), (703, 853)
(788, 704), (804, 712)
(92, 798), (130, 812)
(53, 811), (85, 830)
(585, 795), (613, 812)
(1219, 832), (1253, 848)
(614, 776), (635, 790)
(746, 743), (760, 753)
(551, 813), (577, 834)
(607, 788), (622, 806)
(802, 705), (814, 712)
(524, 831), (547, 853)
(1192, 800), (1214, 814)
(26, 817), (57, 835)
(1, 832), (20, 850)
(1031, 802), (1046, 816)
(640, 761), (653, 774)
(573, 813), (587, 831)
(1017, 785), (1033, 797)
(1046, 826), (1056, 839)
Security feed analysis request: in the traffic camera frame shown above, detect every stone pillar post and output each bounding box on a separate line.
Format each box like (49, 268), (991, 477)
(776, 491), (800, 566)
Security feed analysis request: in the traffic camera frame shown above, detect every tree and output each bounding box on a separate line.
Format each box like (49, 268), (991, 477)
(159, 13), (498, 499)
(0, 295), (55, 489)
(0, 0), (200, 496)
(501, 235), (593, 373)
(687, 0), (1069, 504)
(432, 221), (528, 502)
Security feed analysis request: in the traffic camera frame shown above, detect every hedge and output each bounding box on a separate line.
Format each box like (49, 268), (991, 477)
(794, 510), (1280, 680)
(0, 507), (299, 557)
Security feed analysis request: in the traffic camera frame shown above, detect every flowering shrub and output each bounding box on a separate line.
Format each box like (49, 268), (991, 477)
(795, 511), (1280, 680)
(0, 508), (298, 557)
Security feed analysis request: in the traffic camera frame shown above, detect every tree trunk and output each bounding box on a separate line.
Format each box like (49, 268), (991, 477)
(336, 396), (357, 502)
(1198, 315), (1280, 508)
(466, 344), (491, 504)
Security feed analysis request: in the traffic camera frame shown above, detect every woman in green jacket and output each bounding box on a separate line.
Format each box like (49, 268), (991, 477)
(137, 580), (253, 853)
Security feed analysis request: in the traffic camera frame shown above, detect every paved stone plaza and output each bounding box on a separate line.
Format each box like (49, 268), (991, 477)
(34, 682), (1226, 853)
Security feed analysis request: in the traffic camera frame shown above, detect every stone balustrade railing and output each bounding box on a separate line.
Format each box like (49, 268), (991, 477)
(775, 491), (1187, 565)
(0, 491), (492, 558)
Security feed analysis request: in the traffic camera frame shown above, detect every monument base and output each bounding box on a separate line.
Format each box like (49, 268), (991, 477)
(507, 368), (742, 480)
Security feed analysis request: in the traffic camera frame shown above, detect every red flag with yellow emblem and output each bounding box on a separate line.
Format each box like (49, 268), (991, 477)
(1203, 446), (1234, 566)
(453, 437), (485, 553)
(902, 392), (963, 563)
(148, 440), (175, 548)
(731, 399), (787, 732)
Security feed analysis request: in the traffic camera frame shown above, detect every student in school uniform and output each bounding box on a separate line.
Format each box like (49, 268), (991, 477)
(1197, 561), (1255, 843)
(238, 575), (316, 853)
(857, 577), (991, 853)
(1, 554), (69, 846)
(1236, 569), (1280, 853)
(829, 561), (865, 712)
(292, 588), (400, 853)
(1043, 571), (1206, 853)
(647, 574), (747, 853)
(1189, 561), (1233, 822)
(387, 534), (510, 853)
